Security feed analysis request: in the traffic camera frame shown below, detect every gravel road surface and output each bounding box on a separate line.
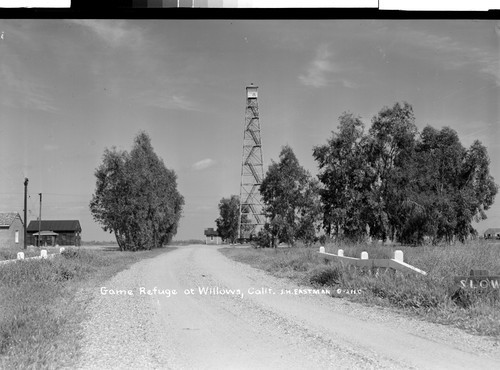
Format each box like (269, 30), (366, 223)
(76, 244), (500, 369)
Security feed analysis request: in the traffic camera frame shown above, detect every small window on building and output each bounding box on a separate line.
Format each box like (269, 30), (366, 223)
(15, 230), (19, 244)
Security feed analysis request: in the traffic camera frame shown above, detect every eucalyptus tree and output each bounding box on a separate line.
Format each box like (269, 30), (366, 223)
(313, 112), (374, 240)
(215, 195), (250, 243)
(90, 131), (184, 250)
(367, 102), (418, 242)
(312, 102), (497, 245)
(89, 147), (131, 250)
(260, 145), (321, 247)
(409, 127), (498, 243)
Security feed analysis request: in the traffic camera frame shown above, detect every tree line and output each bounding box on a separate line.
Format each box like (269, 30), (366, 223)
(216, 102), (498, 246)
(90, 132), (184, 251)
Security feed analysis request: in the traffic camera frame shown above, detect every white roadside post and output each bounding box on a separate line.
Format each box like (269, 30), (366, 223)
(394, 250), (404, 263)
(17, 252), (24, 260)
(41, 250), (48, 259)
(338, 249), (344, 257)
(393, 250), (404, 277)
(361, 251), (369, 260)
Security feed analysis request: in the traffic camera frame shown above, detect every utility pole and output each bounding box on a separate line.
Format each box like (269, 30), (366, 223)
(38, 193), (42, 247)
(23, 178), (28, 250)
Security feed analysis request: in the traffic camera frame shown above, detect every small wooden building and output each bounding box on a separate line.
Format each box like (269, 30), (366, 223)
(484, 228), (500, 240)
(0, 213), (24, 248)
(204, 228), (222, 245)
(27, 220), (82, 246)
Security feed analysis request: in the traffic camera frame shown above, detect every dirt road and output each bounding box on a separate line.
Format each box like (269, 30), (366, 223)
(77, 244), (500, 369)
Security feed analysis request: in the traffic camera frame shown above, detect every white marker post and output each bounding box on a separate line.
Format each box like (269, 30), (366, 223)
(394, 250), (404, 263)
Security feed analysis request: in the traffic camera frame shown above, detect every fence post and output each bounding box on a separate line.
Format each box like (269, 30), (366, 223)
(361, 251), (368, 260)
(17, 252), (25, 260)
(394, 250), (404, 263)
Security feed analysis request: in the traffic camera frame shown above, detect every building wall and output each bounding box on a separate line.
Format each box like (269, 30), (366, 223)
(0, 217), (24, 249)
(27, 232), (81, 246)
(205, 235), (222, 245)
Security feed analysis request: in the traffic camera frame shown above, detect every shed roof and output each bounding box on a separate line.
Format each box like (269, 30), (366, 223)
(204, 228), (219, 237)
(484, 228), (500, 234)
(27, 220), (81, 233)
(0, 213), (22, 227)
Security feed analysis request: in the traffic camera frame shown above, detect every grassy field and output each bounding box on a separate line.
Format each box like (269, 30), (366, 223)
(0, 245), (174, 369)
(221, 240), (500, 338)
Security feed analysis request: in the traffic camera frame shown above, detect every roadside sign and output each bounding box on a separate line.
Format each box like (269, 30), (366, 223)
(453, 270), (500, 290)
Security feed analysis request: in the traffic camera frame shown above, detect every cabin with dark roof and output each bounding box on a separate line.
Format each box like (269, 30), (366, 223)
(0, 213), (24, 248)
(27, 220), (82, 246)
(204, 228), (222, 245)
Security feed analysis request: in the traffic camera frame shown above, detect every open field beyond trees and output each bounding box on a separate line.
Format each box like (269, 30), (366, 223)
(0, 245), (174, 369)
(221, 240), (500, 338)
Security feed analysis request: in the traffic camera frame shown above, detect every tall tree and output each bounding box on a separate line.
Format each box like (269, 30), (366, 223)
(88, 147), (131, 250)
(313, 103), (497, 244)
(313, 112), (373, 240)
(410, 126), (465, 243)
(407, 128), (498, 243)
(260, 145), (321, 247)
(294, 177), (323, 245)
(90, 131), (184, 250)
(215, 195), (250, 243)
(460, 140), (498, 227)
(367, 102), (418, 242)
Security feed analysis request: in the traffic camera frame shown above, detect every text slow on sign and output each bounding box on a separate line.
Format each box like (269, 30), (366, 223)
(454, 275), (500, 289)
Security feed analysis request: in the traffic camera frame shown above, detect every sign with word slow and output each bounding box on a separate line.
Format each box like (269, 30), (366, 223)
(454, 270), (500, 290)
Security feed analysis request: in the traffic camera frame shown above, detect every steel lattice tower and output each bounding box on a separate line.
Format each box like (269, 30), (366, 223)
(238, 84), (265, 240)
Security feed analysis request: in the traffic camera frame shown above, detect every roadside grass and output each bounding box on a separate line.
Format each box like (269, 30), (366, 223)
(220, 240), (500, 338)
(0, 246), (54, 261)
(0, 246), (174, 369)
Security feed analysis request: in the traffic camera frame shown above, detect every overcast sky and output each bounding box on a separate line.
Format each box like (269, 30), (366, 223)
(1, 19), (499, 241)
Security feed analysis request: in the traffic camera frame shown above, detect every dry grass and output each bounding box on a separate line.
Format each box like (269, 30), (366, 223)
(0, 246), (174, 369)
(221, 240), (500, 337)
